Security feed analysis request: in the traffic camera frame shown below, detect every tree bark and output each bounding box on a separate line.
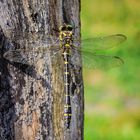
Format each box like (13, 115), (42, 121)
(0, 0), (83, 140)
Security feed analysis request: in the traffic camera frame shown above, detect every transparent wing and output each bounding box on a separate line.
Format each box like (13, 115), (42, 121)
(82, 52), (124, 69)
(81, 34), (126, 52)
(3, 50), (30, 65)
(3, 32), (60, 65)
(9, 31), (60, 46)
(3, 45), (61, 65)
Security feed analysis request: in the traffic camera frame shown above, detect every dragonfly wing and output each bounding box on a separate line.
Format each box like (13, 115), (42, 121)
(4, 50), (30, 65)
(81, 34), (126, 52)
(82, 52), (124, 69)
(3, 46), (61, 65)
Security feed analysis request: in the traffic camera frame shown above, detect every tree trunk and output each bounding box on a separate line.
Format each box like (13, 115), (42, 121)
(0, 0), (83, 140)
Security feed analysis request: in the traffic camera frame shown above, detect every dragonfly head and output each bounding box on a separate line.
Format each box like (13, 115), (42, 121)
(59, 24), (73, 39)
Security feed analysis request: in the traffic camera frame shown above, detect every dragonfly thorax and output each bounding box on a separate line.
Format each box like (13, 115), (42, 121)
(59, 31), (73, 40)
(59, 31), (73, 49)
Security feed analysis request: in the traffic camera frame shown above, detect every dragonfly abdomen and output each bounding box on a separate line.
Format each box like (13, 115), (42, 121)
(62, 49), (72, 129)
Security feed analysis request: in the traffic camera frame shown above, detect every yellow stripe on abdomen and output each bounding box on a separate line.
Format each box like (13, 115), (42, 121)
(64, 113), (72, 116)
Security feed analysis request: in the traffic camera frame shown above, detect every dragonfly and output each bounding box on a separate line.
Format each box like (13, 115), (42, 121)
(3, 23), (126, 129)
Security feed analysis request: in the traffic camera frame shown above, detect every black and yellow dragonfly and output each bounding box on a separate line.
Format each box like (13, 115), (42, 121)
(3, 29), (126, 70)
(3, 24), (126, 129)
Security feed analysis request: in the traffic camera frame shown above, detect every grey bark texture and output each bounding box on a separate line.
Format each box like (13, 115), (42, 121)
(0, 0), (84, 140)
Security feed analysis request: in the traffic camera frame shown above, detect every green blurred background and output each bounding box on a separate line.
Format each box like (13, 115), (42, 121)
(81, 0), (140, 139)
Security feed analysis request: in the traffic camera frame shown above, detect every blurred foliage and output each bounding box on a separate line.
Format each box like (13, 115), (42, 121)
(81, 0), (140, 139)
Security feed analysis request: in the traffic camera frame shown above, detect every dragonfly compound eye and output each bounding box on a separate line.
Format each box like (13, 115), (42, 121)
(60, 26), (67, 31)
(67, 25), (73, 31)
